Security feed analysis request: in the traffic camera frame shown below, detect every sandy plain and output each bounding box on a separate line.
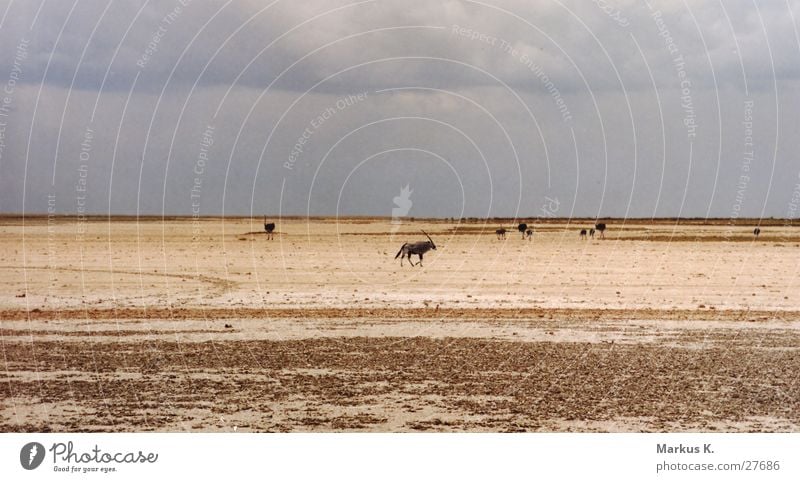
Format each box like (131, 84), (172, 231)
(1, 216), (799, 432)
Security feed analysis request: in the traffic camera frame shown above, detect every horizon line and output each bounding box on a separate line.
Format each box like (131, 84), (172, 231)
(2, 213), (798, 225)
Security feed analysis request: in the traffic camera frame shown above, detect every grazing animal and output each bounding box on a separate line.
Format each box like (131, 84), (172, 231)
(595, 223), (606, 239)
(754, 227), (761, 237)
(496, 228), (507, 239)
(589, 228), (595, 238)
(525, 228), (533, 241)
(518, 223), (528, 239)
(580, 229), (587, 239)
(395, 231), (437, 267)
(264, 217), (276, 240)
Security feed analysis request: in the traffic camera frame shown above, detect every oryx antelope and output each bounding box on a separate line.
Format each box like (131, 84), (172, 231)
(525, 229), (533, 241)
(496, 228), (507, 239)
(754, 227), (761, 237)
(395, 231), (437, 267)
(580, 229), (587, 239)
(264, 217), (275, 240)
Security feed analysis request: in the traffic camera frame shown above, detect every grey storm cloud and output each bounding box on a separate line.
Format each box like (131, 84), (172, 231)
(0, 0), (798, 218)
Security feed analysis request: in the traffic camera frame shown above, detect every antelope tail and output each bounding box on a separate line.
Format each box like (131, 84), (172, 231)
(395, 243), (408, 259)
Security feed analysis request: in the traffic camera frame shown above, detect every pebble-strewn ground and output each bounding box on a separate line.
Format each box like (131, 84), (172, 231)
(1, 218), (798, 431)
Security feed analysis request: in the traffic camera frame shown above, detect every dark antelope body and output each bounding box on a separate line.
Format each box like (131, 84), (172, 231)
(395, 231), (437, 267)
(264, 217), (276, 240)
(595, 223), (606, 239)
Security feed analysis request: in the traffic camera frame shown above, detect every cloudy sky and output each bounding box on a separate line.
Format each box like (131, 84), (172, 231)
(0, 0), (798, 219)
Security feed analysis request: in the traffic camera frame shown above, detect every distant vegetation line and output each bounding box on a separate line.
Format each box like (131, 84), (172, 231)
(2, 214), (798, 226)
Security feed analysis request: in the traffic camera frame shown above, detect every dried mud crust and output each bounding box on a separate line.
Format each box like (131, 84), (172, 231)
(2, 307), (798, 322)
(3, 219), (799, 432)
(2, 334), (798, 432)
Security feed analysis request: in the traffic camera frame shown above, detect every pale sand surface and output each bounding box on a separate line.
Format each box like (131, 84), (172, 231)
(1, 217), (798, 431)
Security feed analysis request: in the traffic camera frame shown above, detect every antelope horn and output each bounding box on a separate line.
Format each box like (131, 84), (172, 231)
(421, 230), (435, 247)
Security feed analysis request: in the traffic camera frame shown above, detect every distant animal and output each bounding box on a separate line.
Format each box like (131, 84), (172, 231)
(264, 216), (275, 240)
(595, 223), (606, 239)
(754, 227), (761, 237)
(518, 223), (528, 239)
(525, 229), (533, 241)
(496, 228), (507, 240)
(589, 228), (595, 238)
(395, 231), (437, 267)
(580, 229), (587, 239)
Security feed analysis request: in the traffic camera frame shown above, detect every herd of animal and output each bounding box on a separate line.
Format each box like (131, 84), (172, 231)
(496, 223), (534, 240)
(258, 217), (766, 268)
(497, 222), (608, 240)
(579, 223), (606, 239)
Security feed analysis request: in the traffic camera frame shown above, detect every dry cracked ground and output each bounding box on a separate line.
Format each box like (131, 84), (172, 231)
(1, 217), (799, 431)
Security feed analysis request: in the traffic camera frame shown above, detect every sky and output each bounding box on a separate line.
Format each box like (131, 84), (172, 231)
(0, 0), (798, 219)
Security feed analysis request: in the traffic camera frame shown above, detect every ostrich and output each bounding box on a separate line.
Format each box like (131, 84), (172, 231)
(580, 229), (587, 239)
(395, 231), (437, 267)
(518, 223), (528, 239)
(496, 228), (507, 240)
(754, 227), (761, 237)
(595, 223), (606, 239)
(264, 217), (275, 240)
(589, 228), (595, 238)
